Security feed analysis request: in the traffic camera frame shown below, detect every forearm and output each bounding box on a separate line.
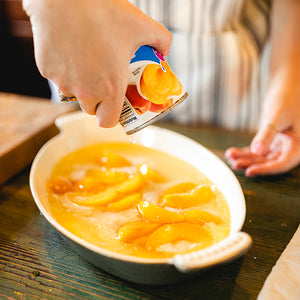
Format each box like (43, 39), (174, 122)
(258, 0), (300, 131)
(269, 0), (300, 84)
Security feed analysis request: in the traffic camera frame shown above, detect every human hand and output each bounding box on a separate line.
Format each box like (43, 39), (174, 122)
(225, 75), (300, 176)
(225, 132), (300, 177)
(23, 0), (172, 127)
(226, 0), (300, 177)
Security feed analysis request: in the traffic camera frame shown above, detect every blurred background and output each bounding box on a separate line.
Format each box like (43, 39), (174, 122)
(0, 0), (51, 98)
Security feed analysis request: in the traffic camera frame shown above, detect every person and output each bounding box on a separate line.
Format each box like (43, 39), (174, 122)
(22, 0), (300, 177)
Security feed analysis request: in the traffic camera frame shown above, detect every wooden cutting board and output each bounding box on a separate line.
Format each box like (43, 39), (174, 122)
(0, 93), (77, 185)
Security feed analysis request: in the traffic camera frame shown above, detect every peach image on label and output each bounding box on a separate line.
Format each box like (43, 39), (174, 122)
(126, 62), (182, 115)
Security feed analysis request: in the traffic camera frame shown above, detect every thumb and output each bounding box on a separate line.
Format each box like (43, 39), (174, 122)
(250, 123), (279, 156)
(251, 101), (291, 155)
(250, 78), (293, 155)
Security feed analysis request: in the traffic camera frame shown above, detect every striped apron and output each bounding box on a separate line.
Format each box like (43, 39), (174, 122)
(130, 0), (271, 131)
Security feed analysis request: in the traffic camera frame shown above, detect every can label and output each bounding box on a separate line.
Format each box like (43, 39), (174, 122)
(119, 46), (188, 134)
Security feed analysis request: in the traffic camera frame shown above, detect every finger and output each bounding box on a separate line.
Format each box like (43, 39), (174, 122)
(135, 16), (172, 57)
(245, 155), (296, 176)
(227, 158), (251, 170)
(147, 25), (172, 56)
(251, 78), (295, 156)
(95, 98), (124, 128)
(74, 90), (99, 115)
(225, 147), (252, 159)
(228, 155), (267, 170)
(94, 76), (128, 127)
(250, 124), (278, 156)
(72, 62), (129, 124)
(55, 81), (74, 99)
(247, 131), (300, 176)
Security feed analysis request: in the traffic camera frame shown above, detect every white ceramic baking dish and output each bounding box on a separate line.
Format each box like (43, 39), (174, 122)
(30, 111), (251, 285)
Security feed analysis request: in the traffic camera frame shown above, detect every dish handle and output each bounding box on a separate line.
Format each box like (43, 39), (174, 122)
(170, 232), (252, 273)
(54, 111), (95, 135)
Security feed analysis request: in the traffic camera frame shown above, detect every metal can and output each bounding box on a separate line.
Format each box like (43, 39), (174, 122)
(119, 46), (188, 135)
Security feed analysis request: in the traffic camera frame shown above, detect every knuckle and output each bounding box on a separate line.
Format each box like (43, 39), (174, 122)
(102, 79), (118, 100)
(74, 84), (102, 115)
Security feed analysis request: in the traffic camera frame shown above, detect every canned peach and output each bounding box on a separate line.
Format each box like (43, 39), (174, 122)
(119, 46), (188, 134)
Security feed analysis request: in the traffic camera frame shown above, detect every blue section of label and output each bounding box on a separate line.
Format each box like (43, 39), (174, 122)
(130, 46), (160, 64)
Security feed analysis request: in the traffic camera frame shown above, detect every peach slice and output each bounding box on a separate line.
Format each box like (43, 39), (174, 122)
(149, 98), (173, 113)
(183, 210), (222, 224)
(170, 73), (182, 95)
(162, 185), (215, 209)
(138, 163), (165, 183)
(126, 85), (151, 114)
(161, 61), (182, 95)
(162, 193), (197, 209)
(95, 152), (131, 168)
(140, 63), (173, 105)
(75, 176), (106, 193)
(146, 223), (212, 251)
(69, 188), (117, 206)
(116, 221), (161, 242)
(115, 174), (145, 195)
(85, 169), (129, 185)
(137, 201), (184, 223)
(49, 176), (73, 194)
(191, 185), (215, 202)
(163, 182), (198, 195)
(107, 193), (142, 212)
(130, 235), (150, 247)
(140, 76), (169, 105)
(141, 64), (172, 97)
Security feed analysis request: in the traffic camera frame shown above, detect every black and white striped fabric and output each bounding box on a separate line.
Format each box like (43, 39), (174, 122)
(130, 0), (271, 131)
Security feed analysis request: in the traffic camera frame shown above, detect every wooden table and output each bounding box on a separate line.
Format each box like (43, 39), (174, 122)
(0, 117), (299, 299)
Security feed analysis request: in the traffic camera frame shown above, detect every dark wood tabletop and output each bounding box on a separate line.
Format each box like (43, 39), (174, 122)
(0, 118), (299, 300)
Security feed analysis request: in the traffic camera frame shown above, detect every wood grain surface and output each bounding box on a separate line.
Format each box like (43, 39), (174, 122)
(0, 111), (299, 299)
(0, 93), (77, 185)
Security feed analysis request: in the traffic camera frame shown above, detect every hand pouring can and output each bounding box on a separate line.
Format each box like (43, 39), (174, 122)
(119, 46), (188, 135)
